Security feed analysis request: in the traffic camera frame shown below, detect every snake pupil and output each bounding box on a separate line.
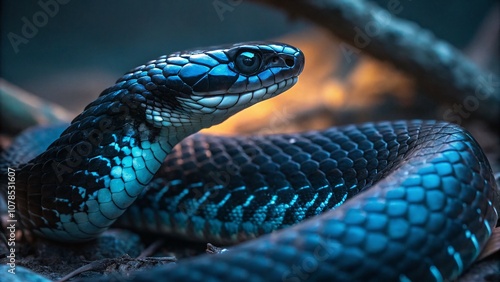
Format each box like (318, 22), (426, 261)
(235, 51), (261, 75)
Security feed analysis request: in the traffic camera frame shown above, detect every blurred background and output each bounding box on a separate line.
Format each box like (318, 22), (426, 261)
(1, 0), (498, 145)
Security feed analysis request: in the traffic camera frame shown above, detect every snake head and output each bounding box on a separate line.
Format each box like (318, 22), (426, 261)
(127, 42), (304, 129)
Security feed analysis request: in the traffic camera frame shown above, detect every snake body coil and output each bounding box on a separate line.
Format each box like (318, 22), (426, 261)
(1, 42), (497, 281)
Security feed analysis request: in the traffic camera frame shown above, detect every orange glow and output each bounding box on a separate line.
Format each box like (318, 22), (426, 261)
(204, 28), (414, 135)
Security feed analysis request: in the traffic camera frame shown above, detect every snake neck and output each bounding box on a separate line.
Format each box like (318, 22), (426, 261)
(15, 88), (203, 241)
(8, 41), (306, 241)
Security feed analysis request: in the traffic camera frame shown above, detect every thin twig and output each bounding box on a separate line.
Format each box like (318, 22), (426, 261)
(57, 257), (126, 282)
(137, 239), (165, 259)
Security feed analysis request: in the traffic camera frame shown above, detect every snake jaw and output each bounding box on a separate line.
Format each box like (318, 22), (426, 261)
(140, 42), (304, 129)
(148, 75), (299, 129)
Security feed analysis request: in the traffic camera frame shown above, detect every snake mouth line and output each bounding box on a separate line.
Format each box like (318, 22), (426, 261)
(184, 76), (298, 113)
(240, 76), (299, 101)
(143, 77), (299, 127)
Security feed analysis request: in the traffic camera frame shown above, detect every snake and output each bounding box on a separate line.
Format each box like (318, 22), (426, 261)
(0, 42), (498, 282)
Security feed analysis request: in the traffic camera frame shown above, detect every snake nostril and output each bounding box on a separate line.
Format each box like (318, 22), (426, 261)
(285, 58), (294, 67)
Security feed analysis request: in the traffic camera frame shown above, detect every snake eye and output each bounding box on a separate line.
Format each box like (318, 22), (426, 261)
(234, 51), (261, 75)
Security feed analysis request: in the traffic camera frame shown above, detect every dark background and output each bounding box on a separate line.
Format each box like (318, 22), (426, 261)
(1, 0), (496, 111)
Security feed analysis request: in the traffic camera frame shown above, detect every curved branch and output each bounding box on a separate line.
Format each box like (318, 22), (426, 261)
(253, 0), (500, 126)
